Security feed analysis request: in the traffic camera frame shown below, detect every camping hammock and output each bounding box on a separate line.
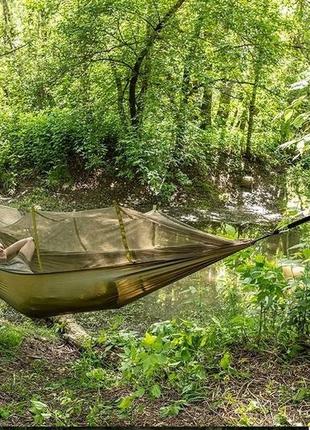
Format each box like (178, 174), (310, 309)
(0, 204), (309, 318)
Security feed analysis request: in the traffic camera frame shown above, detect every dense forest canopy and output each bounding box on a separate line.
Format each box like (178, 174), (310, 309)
(0, 0), (309, 196)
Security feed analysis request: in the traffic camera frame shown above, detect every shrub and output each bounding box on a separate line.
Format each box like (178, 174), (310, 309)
(0, 108), (112, 184)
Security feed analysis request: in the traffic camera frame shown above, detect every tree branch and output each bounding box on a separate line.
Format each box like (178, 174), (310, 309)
(90, 56), (133, 69)
(0, 43), (28, 58)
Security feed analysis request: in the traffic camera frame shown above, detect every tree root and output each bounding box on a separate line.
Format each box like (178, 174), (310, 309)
(49, 315), (93, 349)
(30, 314), (93, 349)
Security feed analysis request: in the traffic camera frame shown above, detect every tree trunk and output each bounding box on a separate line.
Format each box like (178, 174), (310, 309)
(135, 58), (151, 131)
(1, 0), (14, 49)
(231, 105), (241, 131)
(238, 105), (248, 132)
(111, 62), (128, 130)
(135, 12), (153, 130)
(1, 0), (15, 99)
(175, 17), (204, 150)
(245, 53), (263, 157)
(174, 58), (192, 147)
(200, 82), (213, 130)
(128, 0), (187, 130)
(216, 81), (233, 127)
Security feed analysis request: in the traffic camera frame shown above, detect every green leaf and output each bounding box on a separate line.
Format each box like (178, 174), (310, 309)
(0, 407), (10, 420)
(293, 387), (310, 402)
(118, 396), (133, 410)
(86, 368), (107, 381)
(142, 332), (157, 347)
(220, 352), (232, 370)
(293, 113), (309, 128)
(134, 387), (145, 398)
(150, 384), (162, 399)
(160, 402), (182, 418)
(224, 224), (236, 236)
(30, 400), (49, 411)
(284, 110), (294, 122)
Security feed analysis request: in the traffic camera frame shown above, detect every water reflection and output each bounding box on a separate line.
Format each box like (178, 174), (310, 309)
(137, 173), (308, 324)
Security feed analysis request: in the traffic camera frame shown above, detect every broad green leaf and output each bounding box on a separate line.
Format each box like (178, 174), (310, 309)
(134, 387), (145, 398)
(150, 384), (162, 399)
(220, 352), (232, 370)
(118, 396), (133, 410)
(142, 332), (157, 347)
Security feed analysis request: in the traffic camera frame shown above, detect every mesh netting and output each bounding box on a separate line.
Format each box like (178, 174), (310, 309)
(0, 204), (253, 317)
(0, 205), (245, 274)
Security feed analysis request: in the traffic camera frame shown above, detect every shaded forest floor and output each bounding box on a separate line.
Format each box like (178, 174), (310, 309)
(0, 315), (309, 427)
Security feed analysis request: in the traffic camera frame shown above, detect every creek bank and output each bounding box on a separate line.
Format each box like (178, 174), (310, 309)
(0, 165), (286, 232)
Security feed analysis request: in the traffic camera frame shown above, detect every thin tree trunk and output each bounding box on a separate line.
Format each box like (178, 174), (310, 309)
(1, 0), (15, 99)
(245, 87), (258, 156)
(175, 17), (203, 149)
(128, 0), (187, 130)
(1, 0), (14, 49)
(238, 105), (248, 132)
(111, 62), (128, 130)
(216, 81), (233, 127)
(231, 105), (241, 131)
(257, 303), (264, 345)
(136, 12), (153, 129)
(200, 82), (213, 130)
(175, 59), (192, 147)
(245, 53), (263, 157)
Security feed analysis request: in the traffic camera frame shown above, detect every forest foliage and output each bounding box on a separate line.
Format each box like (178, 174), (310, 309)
(0, 0), (309, 196)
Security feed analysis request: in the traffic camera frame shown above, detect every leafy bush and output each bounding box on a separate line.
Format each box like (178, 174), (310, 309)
(236, 253), (286, 339)
(70, 345), (118, 389)
(227, 245), (310, 346)
(0, 108), (111, 184)
(119, 318), (246, 403)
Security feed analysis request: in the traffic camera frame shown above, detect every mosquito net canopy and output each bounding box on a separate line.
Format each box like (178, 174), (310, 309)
(0, 204), (252, 274)
(0, 204), (253, 317)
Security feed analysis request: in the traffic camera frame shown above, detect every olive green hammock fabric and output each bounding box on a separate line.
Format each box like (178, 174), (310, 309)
(0, 204), (307, 318)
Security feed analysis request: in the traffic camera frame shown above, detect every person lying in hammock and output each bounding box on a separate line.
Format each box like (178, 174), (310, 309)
(0, 237), (35, 273)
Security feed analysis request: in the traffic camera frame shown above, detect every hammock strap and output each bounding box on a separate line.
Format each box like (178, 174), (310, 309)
(255, 214), (310, 243)
(114, 202), (134, 263)
(31, 206), (43, 272)
(278, 214), (310, 232)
